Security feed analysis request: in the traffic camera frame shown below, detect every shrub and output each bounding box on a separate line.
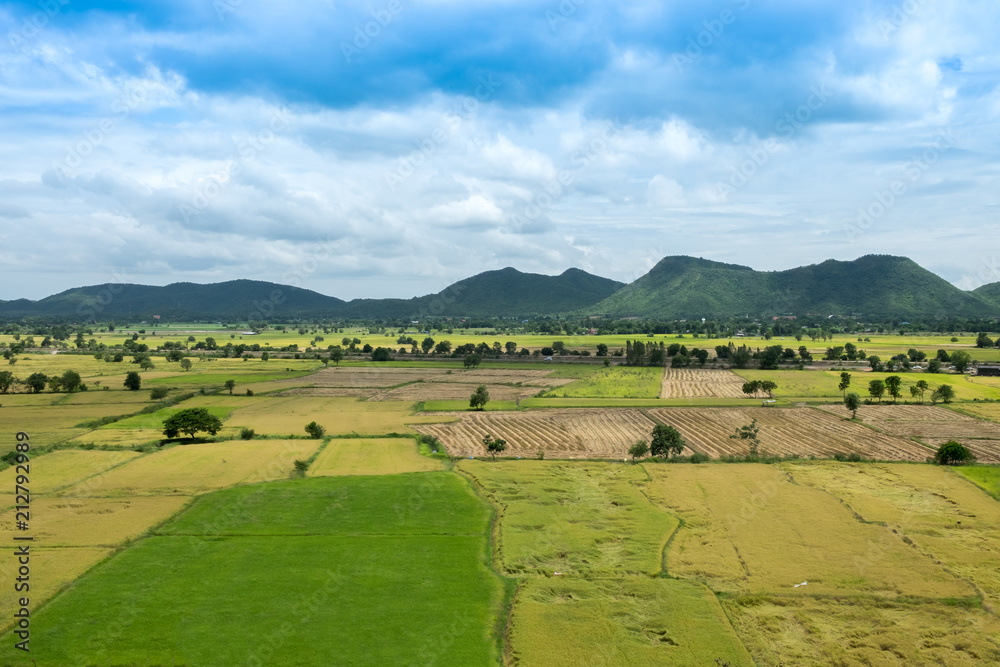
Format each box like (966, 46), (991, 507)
(239, 427), (256, 440)
(304, 421), (326, 438)
(149, 387), (169, 400)
(934, 440), (976, 465)
(689, 452), (711, 463)
(293, 459), (310, 472)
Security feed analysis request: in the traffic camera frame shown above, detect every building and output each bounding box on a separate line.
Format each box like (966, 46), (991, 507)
(976, 364), (1000, 377)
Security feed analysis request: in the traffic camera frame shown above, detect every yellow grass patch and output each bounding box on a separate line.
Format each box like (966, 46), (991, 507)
(785, 462), (1000, 609)
(726, 596), (1000, 666)
(660, 368), (747, 399)
(0, 547), (112, 621)
(227, 397), (455, 436)
(0, 496), (189, 546)
(641, 464), (973, 598)
(57, 440), (321, 496)
(308, 438), (442, 476)
(68, 429), (163, 448)
(0, 449), (140, 495)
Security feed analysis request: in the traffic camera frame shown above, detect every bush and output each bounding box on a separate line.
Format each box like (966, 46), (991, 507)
(239, 427), (256, 440)
(293, 459), (310, 472)
(689, 452), (711, 463)
(304, 421), (326, 438)
(149, 387), (169, 400)
(934, 440), (976, 465)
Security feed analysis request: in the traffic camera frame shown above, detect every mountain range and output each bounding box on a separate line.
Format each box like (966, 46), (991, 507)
(1, 255), (998, 321)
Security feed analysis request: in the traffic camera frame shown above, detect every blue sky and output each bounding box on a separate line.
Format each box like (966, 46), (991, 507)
(1, 0), (998, 300)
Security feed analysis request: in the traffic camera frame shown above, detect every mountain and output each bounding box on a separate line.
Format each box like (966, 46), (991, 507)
(0, 280), (346, 320)
(586, 255), (999, 319)
(973, 282), (1000, 308)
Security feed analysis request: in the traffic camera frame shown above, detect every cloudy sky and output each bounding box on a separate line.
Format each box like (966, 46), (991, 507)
(1, 0), (998, 300)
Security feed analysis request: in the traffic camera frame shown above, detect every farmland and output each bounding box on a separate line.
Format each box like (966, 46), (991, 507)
(308, 437), (443, 476)
(542, 366), (662, 398)
(660, 367), (747, 398)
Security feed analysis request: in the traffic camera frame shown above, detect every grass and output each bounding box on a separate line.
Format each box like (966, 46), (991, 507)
(0, 547), (113, 617)
(543, 366), (662, 398)
(307, 437), (443, 476)
(101, 405), (233, 430)
(459, 460), (678, 576)
(0, 475), (508, 666)
(509, 577), (753, 666)
(58, 439), (322, 496)
(955, 465), (1000, 499)
(641, 464), (973, 598)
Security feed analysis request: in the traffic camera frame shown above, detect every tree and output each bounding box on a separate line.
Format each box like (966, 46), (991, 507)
(464, 353), (482, 369)
(950, 351), (972, 373)
(304, 421), (326, 438)
(123, 371), (141, 391)
(936, 349), (951, 363)
(884, 375), (902, 403)
(53, 370), (83, 393)
(868, 379), (885, 403)
(421, 337), (435, 354)
(976, 332), (994, 348)
(371, 347), (392, 361)
(482, 434), (507, 460)
(224, 379), (236, 394)
(730, 419), (762, 457)
(844, 392), (861, 419)
(162, 408), (223, 439)
(912, 379), (929, 403)
(742, 380), (761, 398)
(927, 359), (942, 373)
(838, 372), (851, 397)
(180, 358), (193, 371)
(934, 440), (976, 465)
(330, 347), (343, 366)
(434, 340), (452, 355)
(931, 384), (955, 404)
(868, 355), (883, 372)
(759, 380), (777, 398)
(23, 373), (48, 393)
(150, 386), (169, 400)
(628, 439), (649, 461)
(139, 357), (155, 371)
(596, 343), (609, 357)
(650, 424), (685, 458)
(0, 370), (15, 394)
(470, 384), (490, 411)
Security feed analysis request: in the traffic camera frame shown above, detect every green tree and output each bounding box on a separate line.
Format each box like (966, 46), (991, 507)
(482, 434), (507, 460)
(163, 408), (223, 439)
(464, 353), (482, 369)
(180, 358), (193, 371)
(759, 380), (777, 398)
(884, 375), (902, 403)
(838, 372), (851, 397)
(434, 340), (452, 355)
(844, 392), (861, 419)
(55, 370), (83, 393)
(0, 370), (15, 394)
(868, 379), (886, 403)
(934, 440), (976, 465)
(150, 387), (169, 400)
(304, 421), (326, 438)
(23, 373), (48, 393)
(371, 347), (392, 361)
(927, 359), (942, 373)
(470, 384), (490, 411)
(730, 419), (762, 457)
(868, 355), (883, 372)
(913, 379), (929, 402)
(596, 343), (609, 356)
(650, 424), (686, 458)
(330, 347), (344, 366)
(931, 384), (955, 404)
(139, 357), (155, 371)
(224, 379), (236, 394)
(123, 371), (141, 391)
(421, 337), (435, 354)
(741, 380), (761, 398)
(950, 351), (972, 373)
(628, 439), (649, 461)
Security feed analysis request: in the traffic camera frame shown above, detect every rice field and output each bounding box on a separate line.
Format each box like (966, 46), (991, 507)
(459, 460), (676, 575)
(417, 409), (657, 458)
(56, 439), (321, 496)
(0, 547), (113, 617)
(640, 464), (973, 598)
(369, 381), (541, 403)
(308, 437), (442, 476)
(542, 366), (663, 398)
(509, 577), (753, 666)
(660, 368), (747, 398)
(957, 466), (1000, 499)
(0, 449), (140, 495)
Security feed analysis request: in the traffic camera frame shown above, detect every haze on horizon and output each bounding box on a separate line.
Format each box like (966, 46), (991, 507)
(1, 0), (998, 301)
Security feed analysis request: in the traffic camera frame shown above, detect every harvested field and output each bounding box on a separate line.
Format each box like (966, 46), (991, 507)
(642, 464), (973, 598)
(308, 438), (442, 476)
(273, 387), (378, 398)
(57, 440), (321, 496)
(68, 428), (164, 448)
(227, 397), (455, 436)
(0, 449), (140, 495)
(306, 366), (450, 387)
(0, 496), (189, 546)
(416, 409), (658, 458)
(660, 368), (747, 399)
(431, 369), (572, 387)
(924, 438), (1000, 463)
(369, 382), (540, 403)
(646, 407), (932, 460)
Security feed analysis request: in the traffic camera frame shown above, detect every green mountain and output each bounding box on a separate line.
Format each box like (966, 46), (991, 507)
(586, 255), (998, 319)
(0, 280), (346, 320)
(973, 282), (1000, 308)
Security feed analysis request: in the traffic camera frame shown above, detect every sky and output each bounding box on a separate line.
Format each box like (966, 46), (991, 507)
(1, 0), (998, 301)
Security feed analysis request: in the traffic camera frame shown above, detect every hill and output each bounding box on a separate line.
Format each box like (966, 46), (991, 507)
(586, 255), (998, 319)
(0, 280), (346, 320)
(973, 282), (1000, 308)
